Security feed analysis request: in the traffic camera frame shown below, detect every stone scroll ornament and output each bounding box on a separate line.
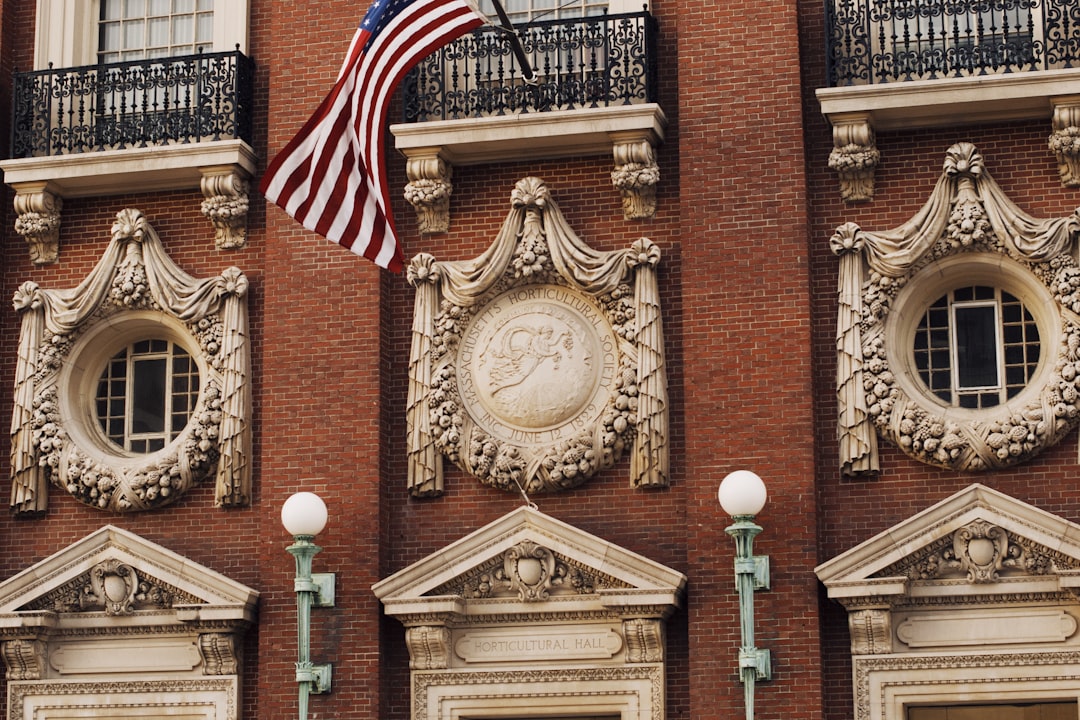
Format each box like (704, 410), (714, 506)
(406, 176), (669, 497)
(9, 209), (252, 513)
(832, 142), (1080, 475)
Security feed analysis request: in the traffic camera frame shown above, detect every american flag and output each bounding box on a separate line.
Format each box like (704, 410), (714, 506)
(260, 0), (486, 272)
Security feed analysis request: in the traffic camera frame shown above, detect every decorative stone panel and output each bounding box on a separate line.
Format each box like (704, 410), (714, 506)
(373, 506), (686, 720)
(9, 209), (252, 513)
(817, 484), (1080, 720)
(0, 526), (257, 720)
(831, 143), (1080, 475)
(406, 176), (670, 497)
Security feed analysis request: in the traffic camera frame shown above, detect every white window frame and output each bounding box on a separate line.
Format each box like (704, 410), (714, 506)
(949, 298), (1002, 395)
(888, 254), (1057, 421)
(33, 0), (249, 70)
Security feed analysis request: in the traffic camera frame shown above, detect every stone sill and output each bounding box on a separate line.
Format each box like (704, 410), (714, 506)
(390, 103), (667, 165)
(817, 68), (1080, 131)
(0, 139), (257, 198)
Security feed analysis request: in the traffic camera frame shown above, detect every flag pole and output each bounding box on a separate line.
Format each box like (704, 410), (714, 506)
(487, 0), (538, 84)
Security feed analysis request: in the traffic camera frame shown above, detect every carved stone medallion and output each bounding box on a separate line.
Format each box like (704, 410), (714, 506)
(458, 286), (618, 447)
(407, 177), (670, 496)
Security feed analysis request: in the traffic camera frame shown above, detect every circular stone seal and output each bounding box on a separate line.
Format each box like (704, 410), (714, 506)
(457, 285), (619, 446)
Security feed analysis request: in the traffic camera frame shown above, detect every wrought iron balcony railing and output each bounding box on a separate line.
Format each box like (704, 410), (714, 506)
(11, 49), (254, 158)
(403, 10), (658, 122)
(825, 0), (1080, 86)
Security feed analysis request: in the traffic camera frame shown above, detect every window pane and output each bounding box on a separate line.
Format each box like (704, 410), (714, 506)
(172, 15), (194, 45)
(102, 0), (123, 21)
(196, 12), (213, 43)
(132, 357), (167, 434)
(173, 0), (195, 12)
(123, 20), (145, 50)
(149, 0), (170, 13)
(148, 17), (169, 47)
(125, 0), (146, 16)
(100, 22), (121, 52)
(954, 305), (999, 389)
(198, 0), (213, 10)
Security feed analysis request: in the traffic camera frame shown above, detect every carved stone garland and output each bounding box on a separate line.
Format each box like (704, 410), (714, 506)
(406, 177), (670, 497)
(9, 208), (252, 513)
(832, 142), (1080, 474)
(875, 520), (1074, 585)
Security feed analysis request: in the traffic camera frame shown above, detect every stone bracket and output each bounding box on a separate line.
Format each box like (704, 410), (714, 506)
(610, 130), (661, 219)
(403, 147), (453, 234)
(200, 165), (251, 250)
(10, 167), (251, 265)
(12, 182), (63, 265)
(1049, 96), (1080, 187)
(398, 130), (664, 232)
(827, 112), (879, 204)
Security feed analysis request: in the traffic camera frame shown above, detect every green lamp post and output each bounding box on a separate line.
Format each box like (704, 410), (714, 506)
(282, 491), (335, 720)
(718, 470), (771, 720)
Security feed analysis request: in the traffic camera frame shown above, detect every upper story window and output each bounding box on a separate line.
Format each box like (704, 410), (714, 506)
(32, 0), (247, 70)
(824, 0), (1077, 86)
(98, 0), (214, 63)
(913, 285), (1040, 410)
(480, 0), (607, 24)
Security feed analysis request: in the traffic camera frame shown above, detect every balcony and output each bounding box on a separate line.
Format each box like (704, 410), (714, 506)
(389, 10), (668, 231)
(1, 49), (257, 263)
(817, 0), (1080, 201)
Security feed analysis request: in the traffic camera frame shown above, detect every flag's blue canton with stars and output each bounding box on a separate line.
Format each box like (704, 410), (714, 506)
(260, 0), (486, 272)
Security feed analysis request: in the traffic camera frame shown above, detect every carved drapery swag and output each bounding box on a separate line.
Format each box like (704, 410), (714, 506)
(406, 176), (669, 497)
(832, 143), (1080, 475)
(9, 209), (252, 513)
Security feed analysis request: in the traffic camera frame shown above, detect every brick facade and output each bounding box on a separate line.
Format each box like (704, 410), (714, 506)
(0, 0), (1075, 718)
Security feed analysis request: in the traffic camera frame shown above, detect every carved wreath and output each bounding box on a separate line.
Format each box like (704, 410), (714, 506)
(9, 209), (252, 513)
(832, 143), (1080, 474)
(406, 177), (669, 497)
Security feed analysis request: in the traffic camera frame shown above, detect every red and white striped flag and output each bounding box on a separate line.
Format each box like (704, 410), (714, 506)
(260, 0), (486, 272)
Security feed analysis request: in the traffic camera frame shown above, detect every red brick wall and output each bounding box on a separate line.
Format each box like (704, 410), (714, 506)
(3, 0), (1072, 719)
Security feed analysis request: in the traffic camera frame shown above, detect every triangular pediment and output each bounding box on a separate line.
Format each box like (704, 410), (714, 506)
(373, 506), (686, 619)
(816, 484), (1080, 601)
(0, 525), (258, 624)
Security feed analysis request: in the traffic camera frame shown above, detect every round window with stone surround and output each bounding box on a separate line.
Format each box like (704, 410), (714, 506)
(37, 310), (225, 511)
(865, 250), (1080, 471)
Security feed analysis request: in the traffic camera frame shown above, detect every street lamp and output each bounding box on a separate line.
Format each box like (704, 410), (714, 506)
(282, 491), (335, 720)
(718, 470), (771, 720)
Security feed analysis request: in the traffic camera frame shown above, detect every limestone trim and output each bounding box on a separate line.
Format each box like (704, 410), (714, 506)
(610, 131), (661, 220)
(830, 142), (1080, 475)
(854, 651), (1080, 720)
(818, 71), (1080, 198)
(406, 176), (669, 497)
(1050, 96), (1080, 188)
(392, 104), (667, 225)
(9, 209), (252, 513)
(374, 507), (685, 719)
(404, 149), (454, 234)
(826, 112), (879, 204)
(816, 484), (1080, 594)
(9, 677), (238, 720)
(12, 183), (62, 265)
(2, 141), (257, 263)
(819, 485), (1080, 718)
(199, 166), (252, 250)
(0, 528), (255, 719)
(413, 666), (663, 720)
